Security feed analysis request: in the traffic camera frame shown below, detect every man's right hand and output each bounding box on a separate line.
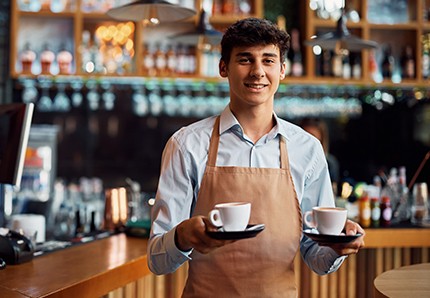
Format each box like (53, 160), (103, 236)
(175, 216), (237, 254)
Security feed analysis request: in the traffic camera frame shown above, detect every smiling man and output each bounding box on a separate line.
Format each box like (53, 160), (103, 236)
(147, 18), (365, 297)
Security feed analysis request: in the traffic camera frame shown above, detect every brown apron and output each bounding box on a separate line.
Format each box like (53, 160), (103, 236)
(182, 117), (302, 297)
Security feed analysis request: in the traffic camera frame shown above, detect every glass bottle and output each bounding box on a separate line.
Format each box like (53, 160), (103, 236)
(20, 42), (36, 74)
(289, 29), (303, 77)
(359, 196), (371, 228)
(342, 53), (351, 80)
(381, 45), (395, 79)
(370, 197), (381, 228)
(277, 16), (291, 77)
(321, 49), (332, 77)
(400, 45), (415, 79)
(352, 53), (362, 79)
(422, 34), (430, 80)
(80, 30), (92, 73)
(166, 44), (177, 76)
(154, 43), (167, 77)
(57, 45), (73, 75)
(332, 51), (343, 78)
(380, 196), (392, 227)
(369, 49), (380, 81)
(40, 43), (55, 75)
(186, 45), (197, 74)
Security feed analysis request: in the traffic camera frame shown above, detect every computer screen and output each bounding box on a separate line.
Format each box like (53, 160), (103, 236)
(0, 103), (34, 187)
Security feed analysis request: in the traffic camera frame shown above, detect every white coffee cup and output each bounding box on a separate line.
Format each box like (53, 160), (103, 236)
(304, 207), (347, 235)
(208, 202), (251, 232)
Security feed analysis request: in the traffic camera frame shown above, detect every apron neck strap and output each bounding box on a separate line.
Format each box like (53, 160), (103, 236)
(207, 116), (221, 167)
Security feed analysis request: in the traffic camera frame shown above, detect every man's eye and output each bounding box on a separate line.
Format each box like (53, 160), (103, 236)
(239, 58), (250, 63)
(264, 59), (275, 64)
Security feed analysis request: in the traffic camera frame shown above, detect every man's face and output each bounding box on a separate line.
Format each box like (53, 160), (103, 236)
(219, 44), (286, 110)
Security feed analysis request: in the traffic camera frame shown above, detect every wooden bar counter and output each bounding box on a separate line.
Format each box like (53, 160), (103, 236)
(0, 228), (429, 298)
(0, 233), (150, 298)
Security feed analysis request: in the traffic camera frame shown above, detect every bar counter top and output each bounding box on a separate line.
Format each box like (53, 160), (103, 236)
(1, 228), (430, 297)
(0, 233), (150, 298)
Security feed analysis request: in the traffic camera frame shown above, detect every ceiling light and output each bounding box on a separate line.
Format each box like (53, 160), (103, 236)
(169, 9), (223, 45)
(106, 0), (196, 24)
(305, 11), (378, 52)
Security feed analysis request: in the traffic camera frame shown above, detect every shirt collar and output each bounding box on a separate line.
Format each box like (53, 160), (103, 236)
(219, 106), (290, 141)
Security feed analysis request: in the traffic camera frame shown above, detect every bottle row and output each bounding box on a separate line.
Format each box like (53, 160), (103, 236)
(311, 0), (430, 24)
(141, 43), (221, 78)
(313, 33), (430, 82)
(17, 22), (223, 77)
(341, 166), (429, 228)
(17, 0), (255, 16)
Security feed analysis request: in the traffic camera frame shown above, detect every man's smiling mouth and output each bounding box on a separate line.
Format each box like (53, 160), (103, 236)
(244, 83), (268, 89)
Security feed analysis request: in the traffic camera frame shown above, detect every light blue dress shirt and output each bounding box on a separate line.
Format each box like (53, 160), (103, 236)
(148, 106), (346, 275)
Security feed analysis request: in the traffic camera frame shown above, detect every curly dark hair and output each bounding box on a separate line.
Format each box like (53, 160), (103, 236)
(220, 17), (290, 66)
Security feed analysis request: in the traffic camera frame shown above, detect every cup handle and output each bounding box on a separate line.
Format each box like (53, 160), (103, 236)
(208, 209), (223, 227)
(303, 210), (315, 228)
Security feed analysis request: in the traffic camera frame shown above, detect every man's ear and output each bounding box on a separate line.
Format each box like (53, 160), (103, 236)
(280, 61), (286, 80)
(219, 60), (228, 78)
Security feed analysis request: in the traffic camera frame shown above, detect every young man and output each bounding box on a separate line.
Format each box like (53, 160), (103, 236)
(148, 18), (365, 297)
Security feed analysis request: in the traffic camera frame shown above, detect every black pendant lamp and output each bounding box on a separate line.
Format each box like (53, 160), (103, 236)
(305, 12), (378, 52)
(169, 9), (223, 45)
(106, 0), (196, 25)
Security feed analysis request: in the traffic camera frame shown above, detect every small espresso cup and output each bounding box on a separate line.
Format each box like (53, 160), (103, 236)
(304, 207), (347, 235)
(208, 202), (251, 231)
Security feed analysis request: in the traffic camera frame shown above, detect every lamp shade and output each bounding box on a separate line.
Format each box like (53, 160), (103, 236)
(106, 0), (196, 23)
(305, 14), (378, 51)
(169, 9), (223, 45)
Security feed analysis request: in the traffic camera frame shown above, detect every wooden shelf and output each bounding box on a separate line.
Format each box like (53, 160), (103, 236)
(304, 0), (430, 86)
(10, 0), (263, 80)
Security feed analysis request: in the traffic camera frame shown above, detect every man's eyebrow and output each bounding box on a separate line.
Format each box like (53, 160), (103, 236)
(235, 52), (279, 58)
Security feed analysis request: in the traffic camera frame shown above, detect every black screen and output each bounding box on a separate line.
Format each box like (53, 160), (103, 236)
(0, 103), (34, 187)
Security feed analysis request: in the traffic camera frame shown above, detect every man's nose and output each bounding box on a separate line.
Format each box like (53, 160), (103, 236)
(250, 63), (265, 78)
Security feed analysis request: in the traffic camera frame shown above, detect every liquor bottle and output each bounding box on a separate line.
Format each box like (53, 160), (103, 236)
(186, 45), (197, 74)
(154, 43), (167, 77)
(368, 49), (380, 81)
(57, 45), (73, 75)
(380, 196), (392, 227)
(40, 43), (55, 75)
(351, 53), (362, 79)
(142, 43), (156, 77)
(331, 51), (342, 78)
(166, 44), (177, 76)
(400, 46), (415, 79)
(80, 30), (92, 73)
(422, 34), (430, 79)
(342, 53), (351, 80)
(277, 16), (291, 76)
(381, 45), (395, 79)
(176, 44), (186, 74)
(321, 49), (332, 77)
(289, 29), (303, 77)
(359, 195), (371, 228)
(20, 42), (36, 74)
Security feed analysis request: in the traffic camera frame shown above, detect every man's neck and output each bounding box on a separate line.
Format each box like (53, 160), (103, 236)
(229, 104), (275, 143)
